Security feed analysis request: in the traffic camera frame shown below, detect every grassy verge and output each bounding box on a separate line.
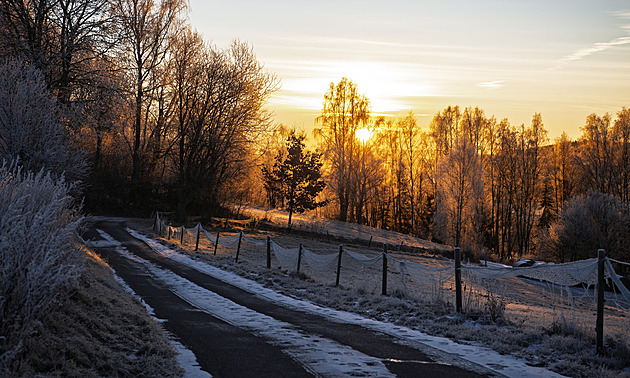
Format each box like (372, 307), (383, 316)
(14, 250), (183, 377)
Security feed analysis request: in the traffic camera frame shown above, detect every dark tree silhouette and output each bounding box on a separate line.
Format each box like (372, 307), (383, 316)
(263, 133), (326, 230)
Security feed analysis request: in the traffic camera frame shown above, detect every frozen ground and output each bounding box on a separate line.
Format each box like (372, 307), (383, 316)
(133, 213), (630, 377)
(236, 204), (451, 252)
(122, 227), (561, 377)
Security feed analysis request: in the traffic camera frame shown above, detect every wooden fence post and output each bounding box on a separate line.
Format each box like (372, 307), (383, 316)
(195, 223), (201, 251)
(398, 241), (403, 252)
(213, 232), (220, 255)
(597, 249), (606, 354)
(335, 245), (343, 286)
(168, 226), (171, 240)
(235, 232), (243, 263)
(297, 243), (303, 273)
(455, 247), (462, 312)
(153, 212), (158, 231)
(266, 236), (271, 269)
(368, 235), (372, 248)
(180, 226), (184, 244)
(382, 244), (388, 295)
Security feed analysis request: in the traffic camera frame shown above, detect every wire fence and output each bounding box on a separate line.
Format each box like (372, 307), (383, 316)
(152, 211), (630, 350)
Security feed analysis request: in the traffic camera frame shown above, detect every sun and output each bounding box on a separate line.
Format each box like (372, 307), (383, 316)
(355, 127), (373, 143)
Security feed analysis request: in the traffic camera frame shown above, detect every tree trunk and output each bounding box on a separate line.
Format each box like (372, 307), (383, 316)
(131, 67), (143, 182)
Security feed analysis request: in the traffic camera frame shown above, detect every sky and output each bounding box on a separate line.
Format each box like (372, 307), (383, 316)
(188, 0), (630, 140)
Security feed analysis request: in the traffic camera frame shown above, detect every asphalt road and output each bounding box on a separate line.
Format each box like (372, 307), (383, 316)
(84, 218), (496, 378)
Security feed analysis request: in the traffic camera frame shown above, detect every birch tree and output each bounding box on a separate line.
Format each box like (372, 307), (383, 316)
(316, 78), (370, 222)
(435, 136), (483, 248)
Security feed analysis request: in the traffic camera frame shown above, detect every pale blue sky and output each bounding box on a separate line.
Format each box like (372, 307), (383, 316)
(188, 0), (630, 139)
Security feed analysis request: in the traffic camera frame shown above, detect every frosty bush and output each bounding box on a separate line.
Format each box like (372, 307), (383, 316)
(0, 163), (83, 373)
(0, 59), (86, 181)
(542, 190), (630, 262)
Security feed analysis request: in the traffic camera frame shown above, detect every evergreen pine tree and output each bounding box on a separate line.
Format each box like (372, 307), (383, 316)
(262, 133), (327, 229)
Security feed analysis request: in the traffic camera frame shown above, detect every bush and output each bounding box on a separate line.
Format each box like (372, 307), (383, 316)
(0, 163), (83, 373)
(541, 190), (630, 262)
(0, 59), (86, 182)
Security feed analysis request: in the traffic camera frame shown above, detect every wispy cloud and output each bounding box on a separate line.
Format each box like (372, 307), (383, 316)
(552, 11), (630, 70)
(477, 80), (505, 89)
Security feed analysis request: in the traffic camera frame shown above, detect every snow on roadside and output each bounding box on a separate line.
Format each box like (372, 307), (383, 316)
(113, 230), (396, 377)
(129, 228), (566, 378)
(92, 230), (211, 378)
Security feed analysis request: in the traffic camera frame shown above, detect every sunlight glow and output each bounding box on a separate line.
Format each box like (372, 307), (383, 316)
(355, 127), (373, 143)
(268, 60), (436, 113)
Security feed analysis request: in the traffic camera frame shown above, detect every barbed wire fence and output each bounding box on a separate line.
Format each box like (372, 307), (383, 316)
(152, 211), (630, 354)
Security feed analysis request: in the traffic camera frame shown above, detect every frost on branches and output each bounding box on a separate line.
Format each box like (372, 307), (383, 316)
(0, 60), (86, 181)
(0, 164), (83, 373)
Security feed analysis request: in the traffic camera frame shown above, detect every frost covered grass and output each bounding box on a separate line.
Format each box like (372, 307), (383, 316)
(15, 251), (183, 377)
(0, 164), (83, 372)
(133, 216), (630, 378)
(0, 161), (181, 375)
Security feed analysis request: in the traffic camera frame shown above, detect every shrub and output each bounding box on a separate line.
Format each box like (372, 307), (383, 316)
(0, 59), (86, 182)
(0, 163), (83, 373)
(541, 190), (630, 262)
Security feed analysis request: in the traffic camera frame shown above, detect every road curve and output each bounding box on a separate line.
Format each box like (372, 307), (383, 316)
(84, 217), (494, 378)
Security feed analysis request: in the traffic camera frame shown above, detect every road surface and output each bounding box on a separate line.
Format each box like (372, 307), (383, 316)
(84, 217), (496, 378)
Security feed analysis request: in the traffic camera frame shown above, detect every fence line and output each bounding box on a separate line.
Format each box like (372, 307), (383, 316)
(151, 211), (630, 353)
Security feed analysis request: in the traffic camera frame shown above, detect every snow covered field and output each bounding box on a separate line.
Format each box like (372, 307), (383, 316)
(236, 204), (451, 253)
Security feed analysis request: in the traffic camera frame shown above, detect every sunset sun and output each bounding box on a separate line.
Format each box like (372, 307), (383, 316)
(355, 127), (373, 143)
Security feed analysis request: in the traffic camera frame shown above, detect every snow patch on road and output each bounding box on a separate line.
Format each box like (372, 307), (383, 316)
(96, 229), (211, 378)
(129, 227), (565, 378)
(116, 231), (395, 377)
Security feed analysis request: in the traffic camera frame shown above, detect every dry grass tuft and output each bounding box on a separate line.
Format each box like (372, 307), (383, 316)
(15, 250), (183, 377)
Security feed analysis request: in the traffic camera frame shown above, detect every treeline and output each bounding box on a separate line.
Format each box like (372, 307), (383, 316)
(305, 78), (630, 263)
(0, 0), (278, 219)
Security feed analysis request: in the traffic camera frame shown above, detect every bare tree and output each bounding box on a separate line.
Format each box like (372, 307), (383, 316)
(514, 113), (547, 255)
(166, 39), (278, 220)
(613, 107), (630, 203)
(552, 132), (574, 214)
(316, 78), (370, 222)
(435, 136), (483, 248)
(110, 0), (186, 182)
(576, 113), (614, 195)
(399, 111), (420, 232)
(0, 0), (113, 104)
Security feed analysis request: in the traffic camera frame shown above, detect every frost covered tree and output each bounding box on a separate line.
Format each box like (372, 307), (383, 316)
(0, 60), (86, 181)
(0, 164), (83, 373)
(542, 190), (630, 262)
(316, 78), (370, 222)
(434, 136), (484, 249)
